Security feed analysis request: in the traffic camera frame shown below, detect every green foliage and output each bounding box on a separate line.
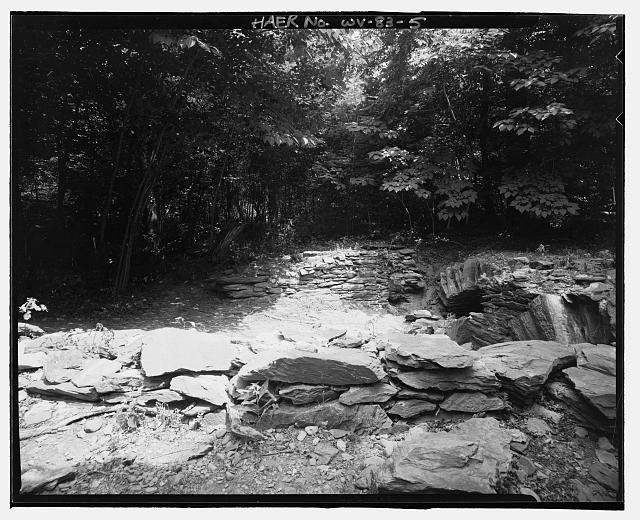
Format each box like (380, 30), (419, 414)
(19, 298), (48, 321)
(499, 173), (579, 219)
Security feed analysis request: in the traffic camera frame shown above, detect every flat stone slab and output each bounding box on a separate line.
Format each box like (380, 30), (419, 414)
(397, 388), (445, 402)
(136, 389), (185, 405)
(440, 392), (506, 413)
(278, 384), (339, 405)
(237, 347), (385, 385)
(386, 399), (436, 418)
(374, 417), (525, 494)
(382, 333), (474, 370)
(392, 360), (501, 393)
(140, 328), (243, 377)
(478, 340), (576, 403)
(26, 380), (99, 402)
(169, 374), (229, 406)
(564, 366), (616, 420)
(245, 401), (391, 432)
(338, 383), (398, 405)
(20, 465), (76, 494)
(573, 343), (616, 376)
(43, 350), (86, 384)
(70, 358), (122, 388)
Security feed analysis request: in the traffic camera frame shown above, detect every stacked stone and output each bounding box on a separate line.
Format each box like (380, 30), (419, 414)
(207, 274), (283, 299)
(378, 333), (507, 417)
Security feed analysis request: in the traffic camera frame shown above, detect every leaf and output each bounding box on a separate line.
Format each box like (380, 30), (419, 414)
(23, 311), (31, 321)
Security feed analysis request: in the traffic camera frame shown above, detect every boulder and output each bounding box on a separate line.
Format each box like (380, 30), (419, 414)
(386, 399), (436, 418)
(546, 380), (611, 432)
(374, 417), (525, 494)
(382, 333), (475, 370)
(392, 360), (501, 393)
(235, 401), (391, 432)
(439, 258), (492, 315)
(573, 343), (616, 376)
(20, 465), (75, 493)
(439, 392), (506, 413)
(237, 347), (385, 385)
(18, 322), (45, 338)
(590, 461), (618, 491)
(169, 374), (229, 407)
(140, 328), (243, 377)
(278, 384), (339, 405)
(477, 340), (576, 403)
(338, 383), (398, 405)
(18, 351), (47, 372)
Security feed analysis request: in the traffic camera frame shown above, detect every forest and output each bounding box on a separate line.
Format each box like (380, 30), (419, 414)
(12, 15), (620, 300)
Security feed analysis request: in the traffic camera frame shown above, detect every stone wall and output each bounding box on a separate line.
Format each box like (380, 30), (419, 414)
(207, 245), (425, 306)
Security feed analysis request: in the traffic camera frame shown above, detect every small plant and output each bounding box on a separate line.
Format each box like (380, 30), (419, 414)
(19, 298), (48, 321)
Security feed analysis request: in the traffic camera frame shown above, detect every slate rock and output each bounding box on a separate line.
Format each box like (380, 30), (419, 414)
(135, 389), (184, 405)
(478, 340), (576, 403)
(397, 388), (445, 402)
(20, 465), (75, 493)
(595, 448), (618, 469)
(338, 383), (398, 405)
(546, 380), (612, 432)
(590, 461), (618, 491)
(140, 328), (244, 377)
(529, 403), (562, 425)
(440, 392), (506, 413)
(392, 359), (500, 393)
(278, 384), (339, 405)
(237, 347), (385, 385)
(314, 443), (339, 465)
(27, 380), (99, 402)
(374, 417), (525, 494)
(169, 374), (229, 406)
(70, 358), (121, 388)
(23, 401), (55, 427)
(330, 331), (366, 349)
(243, 401), (391, 432)
(524, 417), (551, 436)
(83, 417), (103, 433)
(563, 366), (616, 420)
(573, 343), (616, 376)
(43, 350), (85, 384)
(382, 333), (475, 369)
(386, 399), (436, 418)
(18, 341), (47, 372)
(597, 437), (615, 452)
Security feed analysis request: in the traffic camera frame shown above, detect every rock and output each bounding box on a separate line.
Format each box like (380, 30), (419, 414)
(597, 437), (615, 452)
(226, 404), (267, 442)
(546, 380), (611, 432)
(478, 340), (576, 403)
(386, 399), (436, 418)
(278, 384), (339, 405)
(382, 333), (475, 370)
(405, 310), (437, 322)
(18, 322), (45, 338)
(529, 403), (562, 425)
(374, 417), (524, 494)
(20, 465), (75, 493)
(140, 328), (244, 377)
(336, 439), (347, 452)
(573, 343), (615, 376)
(440, 392), (506, 413)
(314, 443), (339, 465)
(590, 461), (618, 491)
(83, 417), (103, 433)
(43, 350), (85, 384)
(70, 358), (121, 388)
(136, 389), (184, 405)
(529, 259), (554, 270)
(27, 380), (99, 402)
(563, 366), (616, 421)
(297, 430), (307, 441)
(237, 347), (385, 385)
(330, 331), (365, 349)
(524, 417), (551, 436)
(392, 359), (500, 393)
(519, 487), (541, 502)
(511, 294), (613, 345)
(396, 389), (445, 402)
(18, 346), (47, 372)
(305, 425), (318, 435)
(439, 258), (492, 315)
(571, 478), (608, 502)
(516, 455), (536, 476)
(246, 401), (391, 432)
(575, 426), (589, 438)
(338, 383), (398, 405)
(169, 374), (229, 406)
(355, 456), (386, 489)
(595, 449), (618, 469)
(183, 403), (218, 418)
(22, 401), (55, 427)
(329, 429), (349, 439)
